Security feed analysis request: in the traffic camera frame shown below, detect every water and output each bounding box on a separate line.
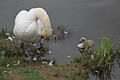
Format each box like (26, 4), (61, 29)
(0, 0), (120, 80)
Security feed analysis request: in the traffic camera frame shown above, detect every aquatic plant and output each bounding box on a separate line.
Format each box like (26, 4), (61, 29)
(52, 24), (71, 41)
(94, 37), (114, 69)
(74, 37), (114, 80)
(0, 28), (8, 39)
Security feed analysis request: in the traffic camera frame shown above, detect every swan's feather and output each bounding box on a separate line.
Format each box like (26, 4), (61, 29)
(14, 8), (51, 43)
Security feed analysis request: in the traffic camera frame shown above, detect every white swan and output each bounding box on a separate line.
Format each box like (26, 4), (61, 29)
(14, 8), (52, 43)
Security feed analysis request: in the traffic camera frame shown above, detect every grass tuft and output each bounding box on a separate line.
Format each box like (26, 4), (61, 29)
(74, 37), (115, 80)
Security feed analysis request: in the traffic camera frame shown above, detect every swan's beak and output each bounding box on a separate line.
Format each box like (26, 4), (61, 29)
(40, 28), (53, 38)
(41, 32), (52, 39)
(44, 34), (52, 38)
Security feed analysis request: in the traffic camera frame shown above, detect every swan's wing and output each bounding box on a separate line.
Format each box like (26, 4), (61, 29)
(15, 10), (28, 24)
(14, 10), (28, 36)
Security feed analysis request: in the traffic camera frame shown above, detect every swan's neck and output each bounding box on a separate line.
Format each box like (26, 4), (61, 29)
(31, 8), (52, 38)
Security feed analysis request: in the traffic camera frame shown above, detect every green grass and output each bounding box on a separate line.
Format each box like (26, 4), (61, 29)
(0, 43), (24, 67)
(0, 27), (14, 39)
(74, 37), (115, 79)
(75, 37), (114, 68)
(0, 66), (47, 80)
(0, 28), (8, 39)
(54, 68), (61, 77)
(12, 67), (47, 80)
(0, 28), (120, 80)
(0, 67), (14, 80)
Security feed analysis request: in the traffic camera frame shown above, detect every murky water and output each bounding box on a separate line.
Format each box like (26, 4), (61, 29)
(0, 0), (120, 80)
